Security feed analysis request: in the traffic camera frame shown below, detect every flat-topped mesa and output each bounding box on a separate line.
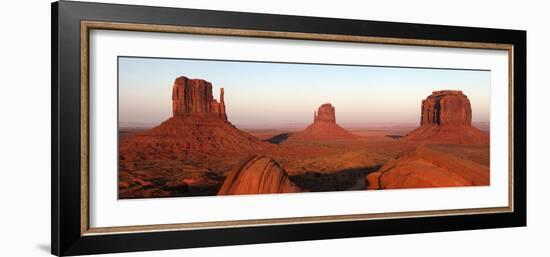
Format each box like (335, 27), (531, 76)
(314, 103), (336, 123)
(171, 76), (227, 119)
(405, 90), (488, 144)
(420, 90), (472, 126)
(431, 90), (464, 96)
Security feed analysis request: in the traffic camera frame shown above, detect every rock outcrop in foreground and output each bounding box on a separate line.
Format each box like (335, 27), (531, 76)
(218, 156), (302, 195)
(405, 90), (488, 144)
(288, 103), (358, 141)
(366, 145), (489, 189)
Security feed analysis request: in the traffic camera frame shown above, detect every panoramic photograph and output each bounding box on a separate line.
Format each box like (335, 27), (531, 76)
(117, 57), (491, 199)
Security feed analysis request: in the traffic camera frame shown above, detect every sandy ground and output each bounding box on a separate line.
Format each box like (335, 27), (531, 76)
(118, 126), (489, 198)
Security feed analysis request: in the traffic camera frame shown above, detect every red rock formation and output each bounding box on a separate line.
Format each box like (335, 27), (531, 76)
(315, 103), (336, 123)
(288, 103), (358, 141)
(218, 156), (302, 195)
(120, 76), (271, 161)
(406, 90), (488, 144)
(172, 76), (227, 119)
(120, 76), (279, 199)
(420, 90), (472, 126)
(365, 145), (489, 189)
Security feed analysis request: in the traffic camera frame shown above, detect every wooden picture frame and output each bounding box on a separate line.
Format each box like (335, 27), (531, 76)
(52, 1), (526, 256)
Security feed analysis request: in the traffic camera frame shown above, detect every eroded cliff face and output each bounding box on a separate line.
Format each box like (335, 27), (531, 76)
(420, 90), (472, 126)
(289, 103), (357, 141)
(172, 76), (227, 119)
(217, 156), (302, 195)
(121, 76), (268, 158)
(406, 90), (488, 144)
(314, 103), (336, 123)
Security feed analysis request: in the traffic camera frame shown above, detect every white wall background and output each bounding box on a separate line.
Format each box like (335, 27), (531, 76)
(0, 0), (547, 256)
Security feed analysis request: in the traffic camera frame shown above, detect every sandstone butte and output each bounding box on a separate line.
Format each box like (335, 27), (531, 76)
(119, 76), (271, 162)
(366, 90), (490, 189)
(218, 155), (302, 195)
(171, 76), (227, 119)
(288, 103), (358, 141)
(405, 90), (489, 144)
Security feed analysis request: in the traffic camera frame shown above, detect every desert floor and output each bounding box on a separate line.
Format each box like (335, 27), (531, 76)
(118, 126), (489, 198)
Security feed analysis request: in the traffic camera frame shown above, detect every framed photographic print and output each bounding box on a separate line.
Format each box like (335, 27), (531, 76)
(51, 1), (526, 256)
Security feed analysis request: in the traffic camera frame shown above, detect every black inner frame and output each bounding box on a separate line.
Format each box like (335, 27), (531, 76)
(51, 1), (526, 256)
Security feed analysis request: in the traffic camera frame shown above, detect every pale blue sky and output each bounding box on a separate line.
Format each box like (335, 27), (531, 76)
(119, 57), (491, 128)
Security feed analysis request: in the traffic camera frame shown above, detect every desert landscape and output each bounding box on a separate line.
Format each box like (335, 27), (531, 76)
(118, 74), (490, 199)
